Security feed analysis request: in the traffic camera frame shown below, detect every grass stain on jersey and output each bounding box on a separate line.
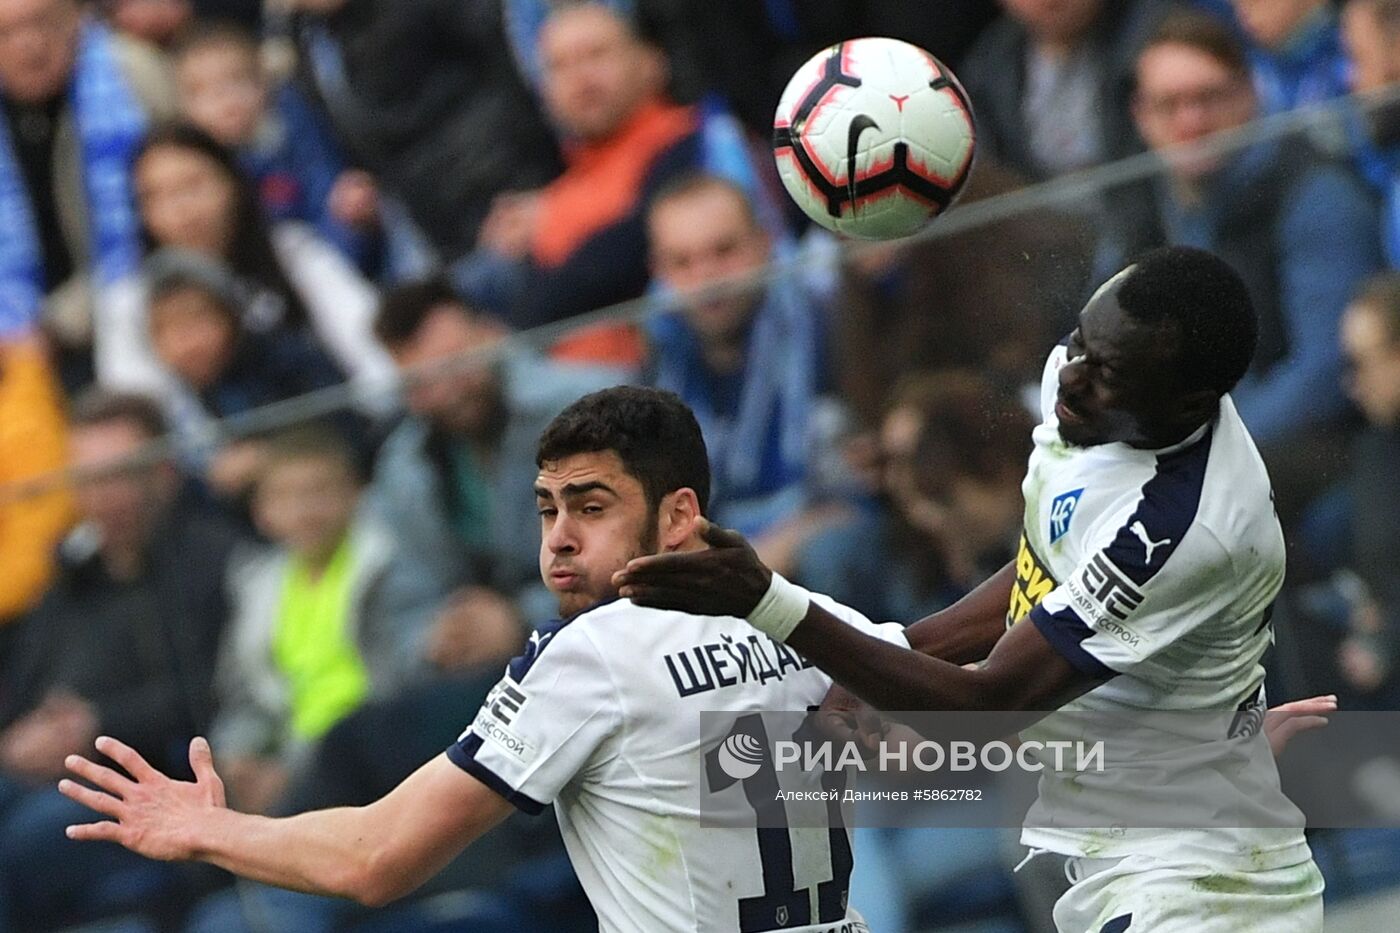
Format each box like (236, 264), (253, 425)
(638, 814), (683, 883)
(1192, 874), (1254, 896)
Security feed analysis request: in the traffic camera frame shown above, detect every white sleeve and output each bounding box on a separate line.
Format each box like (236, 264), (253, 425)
(1030, 519), (1236, 677)
(446, 624), (620, 813)
(272, 224), (399, 413)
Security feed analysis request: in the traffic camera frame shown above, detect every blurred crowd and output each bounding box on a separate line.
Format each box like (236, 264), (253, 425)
(1, 0), (1400, 931)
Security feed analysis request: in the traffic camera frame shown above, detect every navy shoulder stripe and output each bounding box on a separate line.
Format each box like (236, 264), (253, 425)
(446, 737), (547, 815)
(505, 618), (570, 683)
(1030, 604), (1118, 680)
(505, 596), (623, 684)
(1103, 428), (1213, 588)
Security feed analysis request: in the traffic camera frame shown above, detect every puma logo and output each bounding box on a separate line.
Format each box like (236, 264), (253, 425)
(1129, 521), (1171, 565)
(845, 113), (879, 211)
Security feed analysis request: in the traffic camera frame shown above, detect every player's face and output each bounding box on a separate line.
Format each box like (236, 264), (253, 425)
(1132, 43), (1255, 180)
(536, 450), (660, 617)
(1056, 271), (1183, 448)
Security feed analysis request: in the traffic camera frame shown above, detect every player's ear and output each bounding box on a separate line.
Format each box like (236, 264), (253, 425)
(658, 487), (701, 551)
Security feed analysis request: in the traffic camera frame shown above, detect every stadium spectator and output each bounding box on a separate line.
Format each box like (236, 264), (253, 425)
(643, 174), (846, 561)
(0, 0), (175, 386)
(0, 390), (241, 930)
(501, 0), (704, 103)
(145, 250), (344, 417)
(1231, 0), (1350, 114)
(96, 124), (395, 412)
(367, 279), (621, 625)
(958, 0), (1164, 179)
(100, 0), (193, 49)
(138, 248), (361, 502)
(210, 426), (440, 815)
(1334, 275), (1400, 706)
(1341, 0), (1400, 268)
(471, 2), (722, 338)
(667, 0), (998, 140)
(496, 0), (786, 258)
(1103, 9), (1381, 524)
(859, 0), (1001, 72)
(284, 0), (562, 271)
(0, 340), (73, 639)
(172, 20), (380, 273)
(797, 370), (1031, 624)
(183, 425), (555, 933)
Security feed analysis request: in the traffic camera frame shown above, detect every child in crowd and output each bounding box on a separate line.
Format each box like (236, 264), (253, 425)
(143, 248), (348, 498)
(171, 20), (381, 270)
(146, 249), (345, 419)
(212, 426), (438, 813)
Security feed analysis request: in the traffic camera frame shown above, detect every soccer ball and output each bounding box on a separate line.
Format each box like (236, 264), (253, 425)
(773, 37), (976, 240)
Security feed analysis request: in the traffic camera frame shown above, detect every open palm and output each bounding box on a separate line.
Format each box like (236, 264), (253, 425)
(59, 735), (227, 862)
(1262, 695), (1336, 758)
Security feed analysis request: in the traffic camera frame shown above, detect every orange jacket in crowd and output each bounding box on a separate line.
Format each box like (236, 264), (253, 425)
(0, 341), (75, 623)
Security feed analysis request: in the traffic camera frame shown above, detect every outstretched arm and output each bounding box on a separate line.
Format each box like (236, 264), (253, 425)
(782, 587), (1100, 714)
(616, 522), (1103, 715)
(60, 735), (513, 908)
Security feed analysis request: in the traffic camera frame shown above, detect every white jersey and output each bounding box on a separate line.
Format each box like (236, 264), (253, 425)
(448, 590), (907, 933)
(1011, 344), (1311, 871)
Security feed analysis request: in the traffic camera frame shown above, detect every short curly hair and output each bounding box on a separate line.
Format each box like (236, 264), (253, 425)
(536, 386), (710, 515)
(1117, 246), (1258, 396)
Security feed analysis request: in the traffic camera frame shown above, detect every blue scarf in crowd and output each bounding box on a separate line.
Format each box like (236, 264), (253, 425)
(1247, 8), (1349, 117)
(647, 273), (819, 537)
(0, 19), (147, 336)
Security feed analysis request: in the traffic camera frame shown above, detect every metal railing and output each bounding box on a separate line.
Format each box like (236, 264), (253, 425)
(4, 81), (1398, 504)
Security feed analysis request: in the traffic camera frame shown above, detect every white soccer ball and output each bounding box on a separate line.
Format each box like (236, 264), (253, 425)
(773, 36), (976, 240)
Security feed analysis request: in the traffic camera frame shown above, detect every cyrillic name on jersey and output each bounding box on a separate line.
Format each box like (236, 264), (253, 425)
(664, 632), (815, 698)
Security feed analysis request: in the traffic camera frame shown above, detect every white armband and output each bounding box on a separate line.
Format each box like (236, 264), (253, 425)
(747, 572), (810, 642)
